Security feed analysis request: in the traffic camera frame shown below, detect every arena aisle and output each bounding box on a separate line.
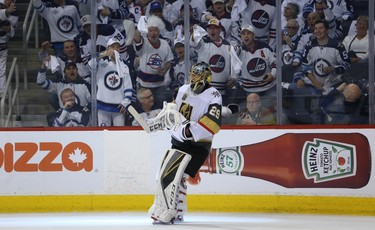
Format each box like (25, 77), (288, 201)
(0, 212), (374, 230)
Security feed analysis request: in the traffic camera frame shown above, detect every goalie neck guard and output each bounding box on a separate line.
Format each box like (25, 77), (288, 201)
(189, 62), (212, 94)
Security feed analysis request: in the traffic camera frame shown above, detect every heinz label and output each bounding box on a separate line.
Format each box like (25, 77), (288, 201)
(302, 138), (356, 183)
(216, 147), (244, 175)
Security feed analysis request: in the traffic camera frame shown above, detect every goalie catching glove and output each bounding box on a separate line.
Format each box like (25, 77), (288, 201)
(157, 102), (193, 142)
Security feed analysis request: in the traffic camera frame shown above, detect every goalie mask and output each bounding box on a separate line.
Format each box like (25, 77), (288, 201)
(189, 62), (212, 94)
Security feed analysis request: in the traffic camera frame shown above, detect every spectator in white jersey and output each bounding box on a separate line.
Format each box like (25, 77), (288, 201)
(235, 24), (277, 110)
(342, 15), (374, 81)
(201, 0), (240, 46)
(32, 0), (82, 58)
(89, 38), (136, 126)
(0, 0), (17, 98)
(231, 0), (276, 46)
(287, 19), (351, 124)
(292, 11), (321, 66)
(166, 38), (190, 93)
(190, 18), (237, 105)
(133, 15), (174, 109)
(281, 19), (302, 83)
(302, 19), (350, 95)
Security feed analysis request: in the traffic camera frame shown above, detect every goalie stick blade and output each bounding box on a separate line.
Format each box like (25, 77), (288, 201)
(128, 105), (151, 133)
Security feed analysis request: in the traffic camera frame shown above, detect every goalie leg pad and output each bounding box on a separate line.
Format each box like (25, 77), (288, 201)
(149, 149), (192, 223)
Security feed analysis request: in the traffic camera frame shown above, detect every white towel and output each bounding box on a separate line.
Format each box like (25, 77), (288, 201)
(137, 16), (148, 36)
(230, 45), (242, 76)
(44, 55), (60, 73)
(114, 50), (129, 78)
(191, 25), (208, 46)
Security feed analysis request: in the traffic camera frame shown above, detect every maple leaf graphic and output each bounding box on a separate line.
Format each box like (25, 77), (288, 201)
(69, 148), (87, 166)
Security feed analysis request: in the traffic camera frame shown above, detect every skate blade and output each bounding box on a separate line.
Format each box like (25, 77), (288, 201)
(151, 216), (175, 225)
(173, 215), (184, 223)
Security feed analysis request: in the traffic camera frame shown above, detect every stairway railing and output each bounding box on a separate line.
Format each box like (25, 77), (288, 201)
(0, 57), (20, 127)
(22, 1), (39, 90)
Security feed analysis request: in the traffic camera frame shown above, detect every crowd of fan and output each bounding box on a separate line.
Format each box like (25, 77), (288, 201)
(3, 0), (370, 127)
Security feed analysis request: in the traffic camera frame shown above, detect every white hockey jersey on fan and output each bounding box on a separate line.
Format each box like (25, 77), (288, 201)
(90, 55), (135, 112)
(238, 0), (276, 43)
(192, 36), (232, 94)
(174, 84), (222, 142)
(301, 38), (350, 94)
(201, 11), (240, 45)
(32, 0), (82, 42)
(238, 40), (277, 93)
(167, 59), (188, 91)
(135, 36), (174, 88)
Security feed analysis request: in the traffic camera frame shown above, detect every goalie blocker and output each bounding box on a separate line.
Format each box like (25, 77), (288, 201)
(149, 149), (192, 224)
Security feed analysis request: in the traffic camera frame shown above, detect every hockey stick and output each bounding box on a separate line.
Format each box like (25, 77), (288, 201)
(128, 105), (166, 133)
(128, 105), (152, 133)
(128, 102), (184, 133)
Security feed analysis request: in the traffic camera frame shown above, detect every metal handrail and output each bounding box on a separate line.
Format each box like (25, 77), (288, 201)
(22, 1), (39, 90)
(0, 57), (20, 127)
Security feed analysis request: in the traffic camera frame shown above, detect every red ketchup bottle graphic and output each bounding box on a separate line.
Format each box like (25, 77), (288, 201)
(198, 133), (371, 188)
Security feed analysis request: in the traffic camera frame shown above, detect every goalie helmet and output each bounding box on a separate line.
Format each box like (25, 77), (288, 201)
(189, 62), (212, 94)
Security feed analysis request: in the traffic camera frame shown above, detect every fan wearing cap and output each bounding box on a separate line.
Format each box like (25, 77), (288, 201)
(165, 38), (189, 92)
(37, 60), (91, 112)
(90, 38), (136, 126)
(190, 18), (237, 104)
(39, 40), (90, 83)
(133, 15), (174, 108)
(145, 0), (175, 26)
(238, 25), (276, 102)
(233, 0), (276, 47)
(32, 0), (82, 58)
(236, 24), (277, 110)
(146, 1), (174, 44)
(79, 14), (127, 64)
(201, 0), (240, 45)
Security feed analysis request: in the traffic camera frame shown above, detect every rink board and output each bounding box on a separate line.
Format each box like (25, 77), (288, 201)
(0, 127), (374, 215)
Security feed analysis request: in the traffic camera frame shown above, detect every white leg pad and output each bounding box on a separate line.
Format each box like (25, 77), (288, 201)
(148, 149), (191, 223)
